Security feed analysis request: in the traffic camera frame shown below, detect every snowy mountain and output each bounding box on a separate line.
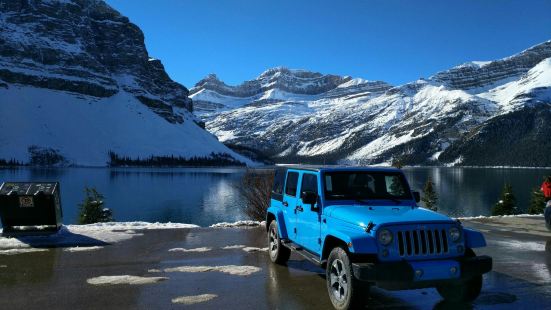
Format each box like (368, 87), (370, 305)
(0, 0), (250, 166)
(192, 40), (551, 166)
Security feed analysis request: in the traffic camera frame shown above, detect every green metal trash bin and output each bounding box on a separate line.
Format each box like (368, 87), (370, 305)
(0, 182), (63, 234)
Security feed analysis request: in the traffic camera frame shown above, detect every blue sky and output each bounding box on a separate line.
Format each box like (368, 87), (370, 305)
(106, 0), (551, 88)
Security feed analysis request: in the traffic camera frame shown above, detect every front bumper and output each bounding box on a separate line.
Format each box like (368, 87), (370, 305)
(352, 255), (492, 290)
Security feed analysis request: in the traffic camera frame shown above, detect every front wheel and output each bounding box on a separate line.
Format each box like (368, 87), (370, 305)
(436, 274), (482, 303)
(437, 248), (483, 302)
(268, 220), (290, 264)
(326, 247), (369, 310)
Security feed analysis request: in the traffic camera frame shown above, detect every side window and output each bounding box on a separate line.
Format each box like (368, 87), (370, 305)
(285, 172), (299, 197)
(301, 174), (318, 194)
(272, 169), (285, 195)
(271, 168), (286, 202)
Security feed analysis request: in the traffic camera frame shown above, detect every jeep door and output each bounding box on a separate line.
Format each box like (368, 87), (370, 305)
(295, 172), (321, 253)
(283, 170), (300, 241)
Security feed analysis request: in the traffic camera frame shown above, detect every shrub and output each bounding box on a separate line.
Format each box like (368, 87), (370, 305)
(421, 177), (438, 211)
(237, 169), (274, 221)
(527, 188), (546, 214)
(78, 187), (113, 224)
(492, 183), (517, 216)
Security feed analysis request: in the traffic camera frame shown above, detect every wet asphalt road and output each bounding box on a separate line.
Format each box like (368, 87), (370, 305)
(0, 216), (550, 310)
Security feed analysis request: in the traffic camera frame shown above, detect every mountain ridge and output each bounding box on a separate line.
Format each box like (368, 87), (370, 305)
(192, 40), (551, 166)
(0, 0), (251, 166)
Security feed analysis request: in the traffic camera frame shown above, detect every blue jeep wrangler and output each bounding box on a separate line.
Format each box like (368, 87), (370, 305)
(266, 166), (492, 309)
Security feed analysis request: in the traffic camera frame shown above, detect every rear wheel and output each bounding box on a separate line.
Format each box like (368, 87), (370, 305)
(268, 220), (290, 264)
(436, 249), (483, 303)
(326, 247), (369, 310)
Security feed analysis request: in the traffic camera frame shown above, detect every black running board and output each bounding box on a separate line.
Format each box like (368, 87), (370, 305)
(282, 240), (325, 266)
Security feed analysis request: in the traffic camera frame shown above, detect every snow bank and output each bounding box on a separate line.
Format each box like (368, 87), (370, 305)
(68, 221), (200, 230)
(168, 247), (212, 253)
(172, 294), (217, 305)
(0, 226), (138, 250)
(87, 275), (168, 285)
(457, 214), (544, 220)
(157, 265), (261, 276)
(210, 220), (265, 228)
(0, 248), (48, 255)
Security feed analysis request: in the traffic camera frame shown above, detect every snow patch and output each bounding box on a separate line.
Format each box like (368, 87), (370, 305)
(457, 214), (544, 220)
(221, 244), (246, 250)
(70, 221), (200, 230)
(0, 248), (48, 255)
(210, 220), (265, 228)
(172, 294), (218, 305)
(168, 247), (212, 253)
(63, 246), (104, 252)
(161, 265), (261, 276)
(87, 275), (168, 286)
(242, 247), (268, 253)
(491, 240), (545, 252)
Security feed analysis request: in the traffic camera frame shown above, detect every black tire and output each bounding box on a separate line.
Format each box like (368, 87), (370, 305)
(326, 247), (370, 310)
(436, 249), (483, 303)
(268, 220), (290, 264)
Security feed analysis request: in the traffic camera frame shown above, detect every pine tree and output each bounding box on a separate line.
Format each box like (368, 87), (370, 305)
(492, 183), (517, 216)
(78, 187), (113, 224)
(527, 188), (546, 214)
(421, 177), (438, 211)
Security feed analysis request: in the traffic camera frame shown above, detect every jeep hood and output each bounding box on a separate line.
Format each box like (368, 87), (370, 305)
(325, 204), (454, 228)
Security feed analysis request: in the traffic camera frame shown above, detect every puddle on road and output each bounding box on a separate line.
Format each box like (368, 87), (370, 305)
(172, 294), (218, 305)
(87, 275), (168, 285)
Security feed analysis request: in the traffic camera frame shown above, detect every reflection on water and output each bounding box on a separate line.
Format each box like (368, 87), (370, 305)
(403, 167), (550, 217)
(0, 167), (549, 225)
(0, 167), (246, 226)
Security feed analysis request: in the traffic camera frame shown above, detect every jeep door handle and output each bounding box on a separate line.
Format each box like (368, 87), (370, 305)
(282, 201), (288, 207)
(295, 206), (304, 212)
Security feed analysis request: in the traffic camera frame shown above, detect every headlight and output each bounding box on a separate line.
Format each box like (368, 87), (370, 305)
(449, 227), (461, 242)
(378, 229), (393, 245)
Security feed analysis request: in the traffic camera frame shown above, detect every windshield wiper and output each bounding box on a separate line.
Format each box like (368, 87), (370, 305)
(382, 196), (402, 204)
(355, 198), (371, 205)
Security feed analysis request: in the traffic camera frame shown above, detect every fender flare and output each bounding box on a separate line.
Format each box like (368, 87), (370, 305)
(322, 227), (378, 255)
(463, 228), (487, 248)
(266, 207), (289, 239)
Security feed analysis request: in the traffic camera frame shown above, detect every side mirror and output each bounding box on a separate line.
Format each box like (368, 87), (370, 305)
(301, 191), (318, 211)
(412, 191), (421, 203)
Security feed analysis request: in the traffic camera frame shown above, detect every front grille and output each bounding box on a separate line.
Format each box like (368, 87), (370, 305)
(396, 228), (449, 257)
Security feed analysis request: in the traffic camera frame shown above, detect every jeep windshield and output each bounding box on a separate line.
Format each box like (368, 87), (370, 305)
(323, 171), (412, 201)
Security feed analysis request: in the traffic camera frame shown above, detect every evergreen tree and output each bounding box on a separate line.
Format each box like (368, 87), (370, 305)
(527, 188), (546, 214)
(421, 177), (438, 211)
(78, 187), (113, 224)
(492, 183), (517, 216)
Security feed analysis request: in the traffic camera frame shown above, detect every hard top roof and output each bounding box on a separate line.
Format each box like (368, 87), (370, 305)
(274, 164), (402, 173)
